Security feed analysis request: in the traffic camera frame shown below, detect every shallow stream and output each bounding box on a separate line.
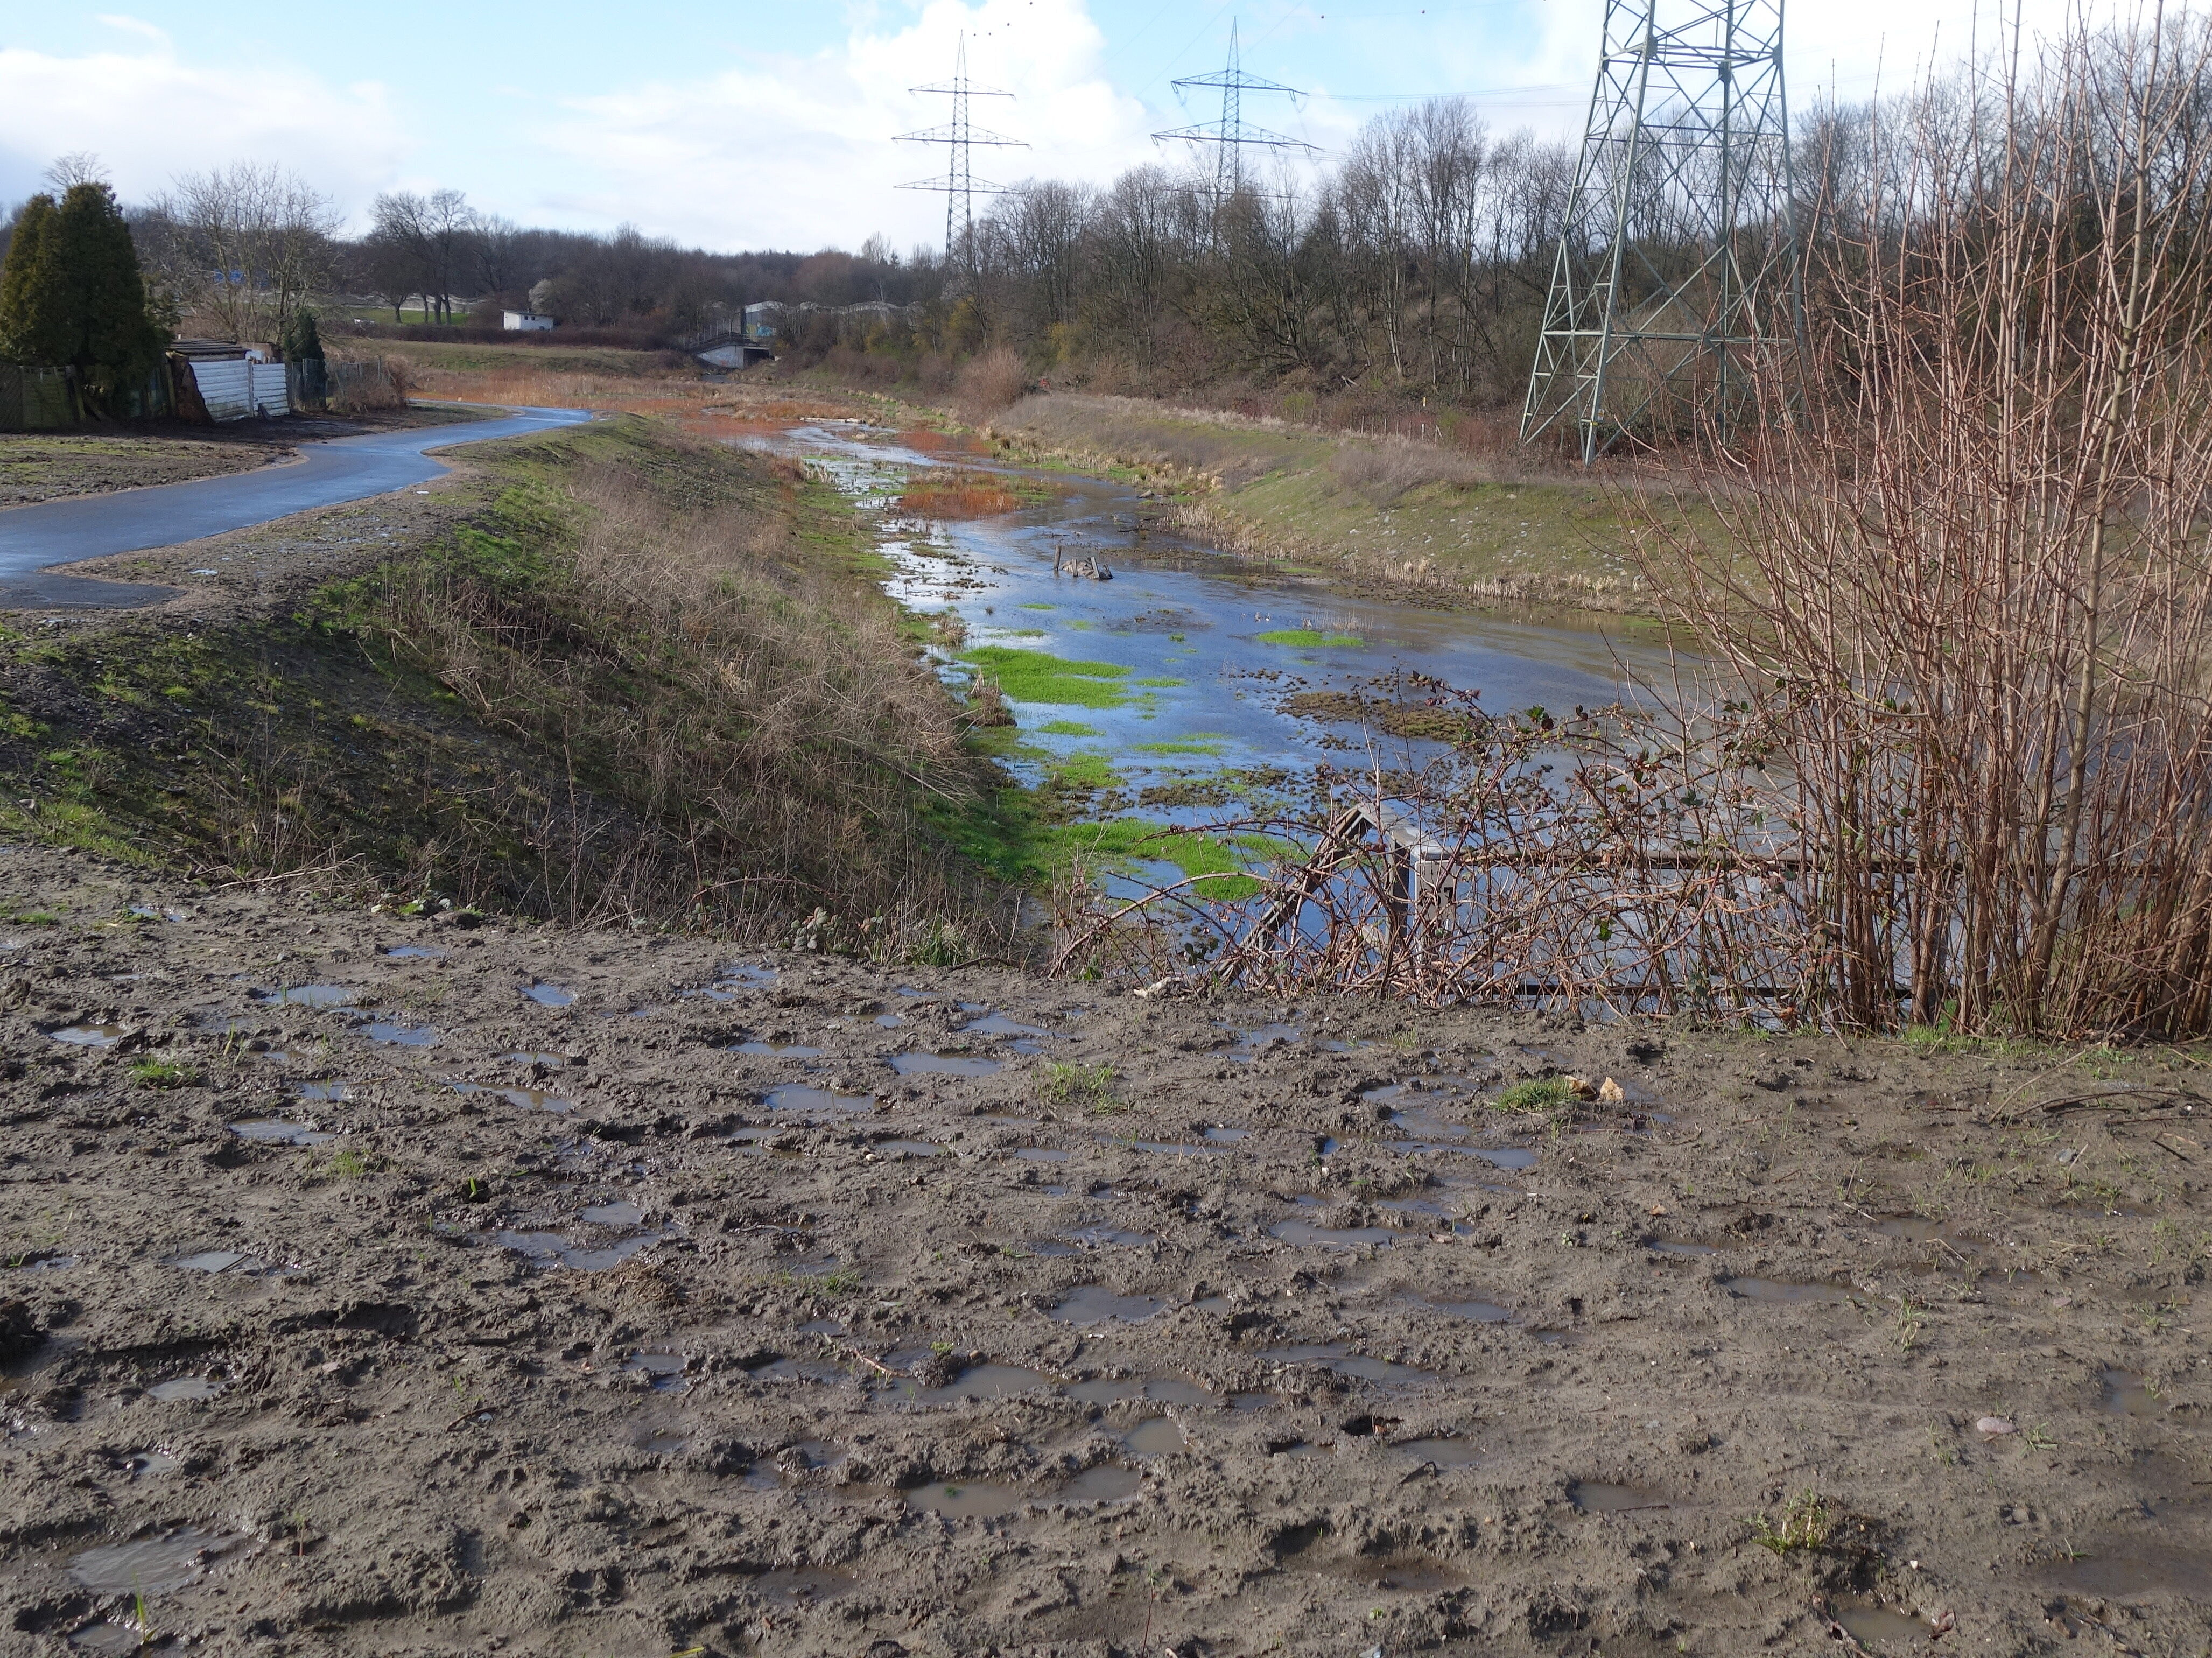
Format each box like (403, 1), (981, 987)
(742, 419), (1666, 868)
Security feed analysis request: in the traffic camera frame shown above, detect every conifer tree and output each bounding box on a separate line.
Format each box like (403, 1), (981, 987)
(0, 195), (68, 366)
(0, 183), (164, 415)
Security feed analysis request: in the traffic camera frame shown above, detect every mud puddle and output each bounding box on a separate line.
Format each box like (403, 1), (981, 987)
(1829, 1597), (1934, 1650)
(1260, 1344), (1434, 1385)
(482, 1230), (669, 1271)
(258, 984), (352, 1009)
(145, 1376), (222, 1402)
(1047, 1286), (1164, 1324)
(766, 1085), (874, 1118)
(1567, 1480), (1669, 1513)
(49, 1024), (124, 1048)
(228, 1119), (338, 1146)
(890, 1052), (1001, 1077)
(1723, 1276), (1856, 1304)
(67, 1528), (246, 1593)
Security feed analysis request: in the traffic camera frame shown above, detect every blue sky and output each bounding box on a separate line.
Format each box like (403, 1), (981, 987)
(0, 1), (2068, 253)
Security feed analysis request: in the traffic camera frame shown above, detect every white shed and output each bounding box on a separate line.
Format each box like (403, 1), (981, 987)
(503, 311), (555, 332)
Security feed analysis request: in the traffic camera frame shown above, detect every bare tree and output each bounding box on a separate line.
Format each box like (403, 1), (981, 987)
(472, 211), (526, 307)
(43, 152), (107, 191)
(147, 163), (338, 343)
(370, 189), (473, 321)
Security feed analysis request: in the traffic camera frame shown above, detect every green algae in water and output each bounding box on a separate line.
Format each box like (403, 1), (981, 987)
(1044, 820), (1284, 900)
(1133, 676), (1185, 688)
(963, 647), (1133, 708)
(1256, 628), (1365, 649)
(1040, 720), (1101, 737)
(1047, 752), (1122, 789)
(1130, 735), (1229, 757)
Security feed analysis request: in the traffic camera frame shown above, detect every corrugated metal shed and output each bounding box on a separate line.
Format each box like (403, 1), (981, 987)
(185, 357), (290, 422)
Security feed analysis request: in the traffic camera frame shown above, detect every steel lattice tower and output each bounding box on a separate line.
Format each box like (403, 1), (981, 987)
(1520, 0), (1804, 462)
(895, 34), (1027, 277)
(1153, 19), (1316, 207)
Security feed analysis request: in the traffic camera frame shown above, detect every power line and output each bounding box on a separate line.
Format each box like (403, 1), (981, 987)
(893, 32), (1028, 278)
(1153, 18), (1319, 202)
(1521, 0), (1806, 462)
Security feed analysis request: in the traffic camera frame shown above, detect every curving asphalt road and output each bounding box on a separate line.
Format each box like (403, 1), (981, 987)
(0, 403), (593, 607)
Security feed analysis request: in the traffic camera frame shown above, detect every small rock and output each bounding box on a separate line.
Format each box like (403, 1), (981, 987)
(1975, 1415), (2016, 1436)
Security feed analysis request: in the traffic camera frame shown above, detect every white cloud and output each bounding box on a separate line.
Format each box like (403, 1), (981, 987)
(95, 14), (170, 46)
(0, 44), (408, 213)
(529, 0), (1163, 251)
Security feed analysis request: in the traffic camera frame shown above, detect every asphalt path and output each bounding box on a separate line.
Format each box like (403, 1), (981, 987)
(0, 404), (592, 607)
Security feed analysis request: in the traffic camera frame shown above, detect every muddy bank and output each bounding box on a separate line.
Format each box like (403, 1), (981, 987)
(2, 843), (2206, 1656)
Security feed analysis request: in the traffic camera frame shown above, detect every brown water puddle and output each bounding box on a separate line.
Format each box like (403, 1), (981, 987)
(891, 1052), (1002, 1077)
(1125, 1417), (1186, 1456)
(1270, 1219), (1395, 1248)
(146, 1375), (222, 1403)
(1393, 1435), (1485, 1467)
(67, 1527), (248, 1593)
(2038, 1540), (2211, 1599)
(621, 1350), (690, 1390)
(1567, 1480), (1669, 1513)
(1069, 1374), (1218, 1407)
(1047, 1285), (1165, 1325)
(874, 1362), (1054, 1404)
(2101, 1368), (2168, 1418)
(1259, 1344), (1434, 1385)
(50, 1024), (125, 1048)
(1829, 1596), (1933, 1650)
(229, 1119), (338, 1147)
(1722, 1276), (1856, 1304)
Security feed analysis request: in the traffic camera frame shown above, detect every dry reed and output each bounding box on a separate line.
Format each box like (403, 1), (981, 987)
(354, 423), (1012, 950)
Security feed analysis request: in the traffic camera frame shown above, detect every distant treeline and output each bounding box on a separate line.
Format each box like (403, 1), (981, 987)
(11, 8), (2212, 427)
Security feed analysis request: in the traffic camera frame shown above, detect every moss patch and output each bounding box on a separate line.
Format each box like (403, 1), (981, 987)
(1256, 629), (1364, 649)
(961, 646), (1133, 708)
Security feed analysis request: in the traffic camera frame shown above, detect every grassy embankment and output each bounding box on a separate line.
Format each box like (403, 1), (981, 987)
(0, 417), (1015, 954)
(806, 381), (1709, 617)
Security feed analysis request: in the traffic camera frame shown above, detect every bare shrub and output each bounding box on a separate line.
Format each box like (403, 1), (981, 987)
(1050, 14), (2212, 1041)
(323, 353), (411, 412)
(957, 346), (1028, 416)
(1631, 13), (2212, 1036)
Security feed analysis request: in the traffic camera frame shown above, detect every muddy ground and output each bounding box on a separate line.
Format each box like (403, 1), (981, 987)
(0, 844), (2205, 1657)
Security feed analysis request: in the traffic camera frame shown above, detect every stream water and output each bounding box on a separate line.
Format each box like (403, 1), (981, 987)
(740, 419), (1668, 872)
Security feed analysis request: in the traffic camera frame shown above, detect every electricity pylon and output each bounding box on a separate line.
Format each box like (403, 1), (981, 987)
(1153, 19), (1317, 207)
(895, 33), (1027, 278)
(1521, 0), (1804, 463)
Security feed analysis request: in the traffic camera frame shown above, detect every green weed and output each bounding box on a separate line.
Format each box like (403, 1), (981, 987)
(1493, 1078), (1576, 1113)
(1746, 1489), (1835, 1555)
(1038, 1060), (1119, 1113)
(127, 1058), (199, 1090)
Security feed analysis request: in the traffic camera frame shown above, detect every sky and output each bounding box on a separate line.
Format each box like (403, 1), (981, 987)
(0, 1), (2085, 255)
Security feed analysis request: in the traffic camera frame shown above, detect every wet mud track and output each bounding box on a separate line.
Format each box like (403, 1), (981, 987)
(0, 846), (2207, 1656)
